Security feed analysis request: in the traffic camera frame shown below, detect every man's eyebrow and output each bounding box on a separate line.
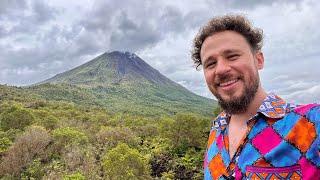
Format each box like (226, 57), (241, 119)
(203, 49), (241, 63)
(223, 49), (241, 54)
(203, 56), (216, 64)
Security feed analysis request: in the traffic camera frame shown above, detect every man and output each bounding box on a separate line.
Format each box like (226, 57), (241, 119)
(191, 15), (319, 179)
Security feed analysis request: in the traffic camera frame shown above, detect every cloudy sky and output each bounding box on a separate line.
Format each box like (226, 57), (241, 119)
(0, 0), (319, 103)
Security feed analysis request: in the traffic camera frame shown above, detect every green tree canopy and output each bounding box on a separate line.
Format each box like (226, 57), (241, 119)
(96, 126), (139, 149)
(52, 127), (88, 147)
(0, 105), (34, 131)
(102, 143), (151, 180)
(160, 113), (209, 154)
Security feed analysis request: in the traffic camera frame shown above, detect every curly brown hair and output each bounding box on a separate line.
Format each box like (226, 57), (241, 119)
(191, 14), (263, 69)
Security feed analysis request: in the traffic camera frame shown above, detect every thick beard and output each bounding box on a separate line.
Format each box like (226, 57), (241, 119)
(215, 76), (259, 114)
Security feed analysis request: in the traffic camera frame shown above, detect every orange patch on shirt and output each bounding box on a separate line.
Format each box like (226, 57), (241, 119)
(254, 158), (272, 167)
(207, 130), (216, 149)
(271, 100), (285, 107)
(224, 134), (229, 152)
(274, 107), (284, 114)
(208, 153), (227, 179)
(267, 111), (277, 118)
(228, 162), (235, 172)
(286, 117), (316, 152)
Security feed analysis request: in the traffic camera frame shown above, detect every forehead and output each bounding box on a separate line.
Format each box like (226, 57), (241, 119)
(200, 31), (251, 61)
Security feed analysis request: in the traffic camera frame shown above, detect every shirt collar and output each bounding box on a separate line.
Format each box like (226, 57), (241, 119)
(213, 93), (290, 131)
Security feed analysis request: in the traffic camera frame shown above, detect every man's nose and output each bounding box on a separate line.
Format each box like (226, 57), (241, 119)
(215, 59), (231, 76)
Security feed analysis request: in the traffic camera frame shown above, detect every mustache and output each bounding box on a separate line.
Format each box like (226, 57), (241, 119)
(215, 74), (242, 85)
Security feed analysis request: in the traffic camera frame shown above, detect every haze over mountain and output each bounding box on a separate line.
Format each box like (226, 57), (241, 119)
(28, 51), (216, 116)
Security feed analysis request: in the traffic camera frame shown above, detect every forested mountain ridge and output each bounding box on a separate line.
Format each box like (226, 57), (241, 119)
(28, 51), (216, 116)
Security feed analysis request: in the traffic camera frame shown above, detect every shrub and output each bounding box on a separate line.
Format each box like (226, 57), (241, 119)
(21, 158), (44, 179)
(0, 136), (12, 154)
(0, 105), (34, 131)
(102, 143), (151, 179)
(96, 126), (139, 149)
(52, 127), (88, 147)
(0, 126), (51, 176)
(159, 114), (208, 154)
(63, 172), (86, 180)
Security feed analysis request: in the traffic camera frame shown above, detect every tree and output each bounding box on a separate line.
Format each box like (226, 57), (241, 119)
(96, 126), (139, 149)
(0, 126), (51, 176)
(174, 148), (204, 179)
(102, 143), (151, 180)
(33, 110), (59, 130)
(0, 105), (34, 131)
(52, 127), (88, 148)
(159, 114), (208, 154)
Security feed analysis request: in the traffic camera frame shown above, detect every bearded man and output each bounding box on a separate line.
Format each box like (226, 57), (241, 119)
(191, 14), (320, 180)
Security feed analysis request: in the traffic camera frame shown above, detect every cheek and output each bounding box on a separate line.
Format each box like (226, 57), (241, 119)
(204, 71), (215, 84)
(243, 66), (258, 82)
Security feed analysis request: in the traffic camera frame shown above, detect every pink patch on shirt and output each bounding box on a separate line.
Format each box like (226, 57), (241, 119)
(294, 104), (318, 116)
(216, 134), (224, 150)
(252, 127), (282, 155)
(299, 157), (320, 179)
(203, 152), (209, 169)
(235, 165), (242, 180)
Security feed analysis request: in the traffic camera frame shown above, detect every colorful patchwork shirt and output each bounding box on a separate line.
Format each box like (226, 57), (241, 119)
(204, 93), (320, 179)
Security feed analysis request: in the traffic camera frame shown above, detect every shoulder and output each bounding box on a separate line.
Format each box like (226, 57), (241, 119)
(289, 103), (320, 130)
(292, 103), (320, 120)
(276, 103), (320, 133)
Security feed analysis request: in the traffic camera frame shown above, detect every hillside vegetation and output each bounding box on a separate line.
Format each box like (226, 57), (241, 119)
(0, 84), (220, 179)
(0, 51), (218, 179)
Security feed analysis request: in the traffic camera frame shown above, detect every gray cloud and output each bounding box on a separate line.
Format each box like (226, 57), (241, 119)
(225, 0), (302, 9)
(77, 0), (189, 52)
(0, 0), (319, 104)
(31, 1), (57, 23)
(109, 11), (161, 52)
(0, 0), (27, 16)
(0, 0), (58, 36)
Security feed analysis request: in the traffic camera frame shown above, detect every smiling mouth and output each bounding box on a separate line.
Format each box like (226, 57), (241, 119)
(217, 78), (240, 87)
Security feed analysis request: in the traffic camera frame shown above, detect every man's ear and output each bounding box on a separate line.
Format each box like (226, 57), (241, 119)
(255, 51), (264, 70)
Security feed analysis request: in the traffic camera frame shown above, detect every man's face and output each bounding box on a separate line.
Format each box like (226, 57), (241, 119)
(200, 31), (264, 114)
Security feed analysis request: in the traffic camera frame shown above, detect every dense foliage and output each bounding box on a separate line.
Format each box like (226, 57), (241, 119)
(0, 84), (219, 179)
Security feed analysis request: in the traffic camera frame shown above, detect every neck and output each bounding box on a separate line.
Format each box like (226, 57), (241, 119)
(231, 86), (267, 124)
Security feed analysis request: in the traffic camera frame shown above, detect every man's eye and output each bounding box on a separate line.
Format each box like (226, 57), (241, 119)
(228, 54), (239, 60)
(205, 61), (216, 68)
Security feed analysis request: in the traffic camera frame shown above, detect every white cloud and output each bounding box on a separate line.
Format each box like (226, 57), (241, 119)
(284, 84), (320, 104)
(0, 0), (319, 104)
